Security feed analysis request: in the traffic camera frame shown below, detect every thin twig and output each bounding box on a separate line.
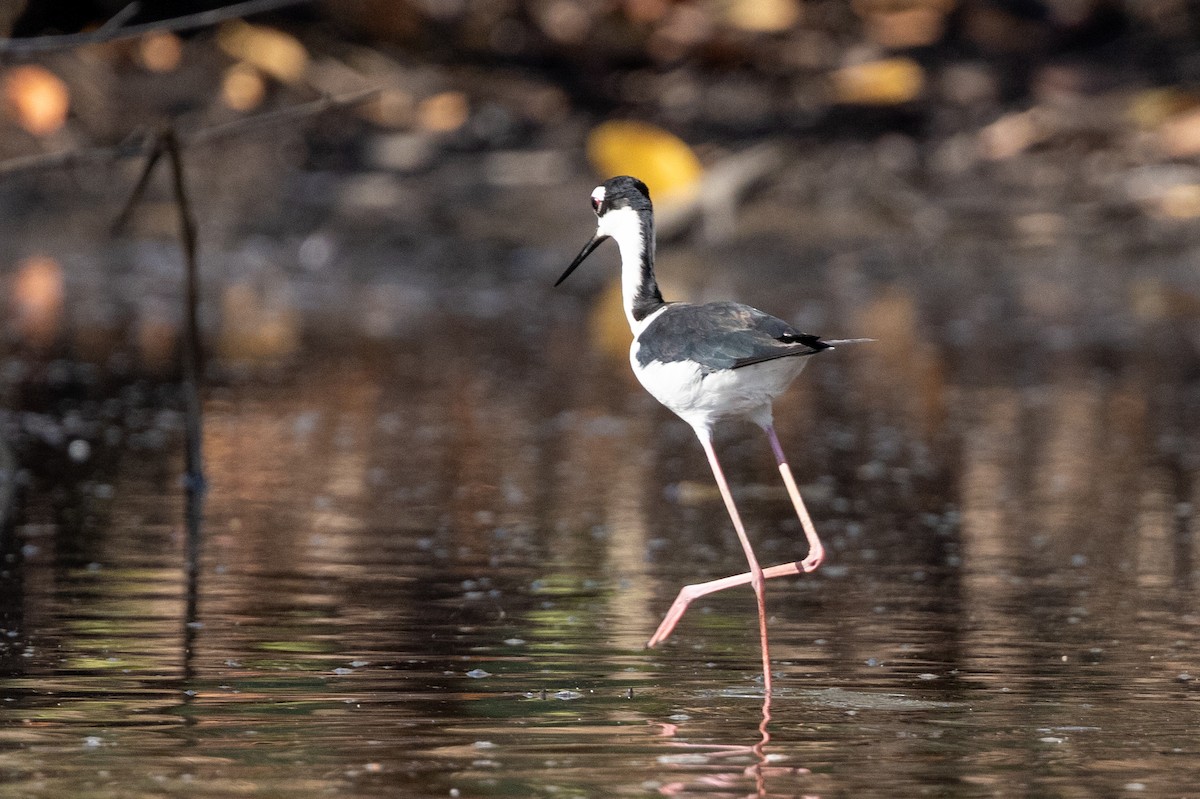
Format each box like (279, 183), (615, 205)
(110, 128), (206, 487)
(97, 2), (142, 34)
(163, 128), (205, 489)
(0, 89), (379, 179)
(109, 127), (207, 680)
(109, 131), (166, 235)
(0, 0), (311, 54)
(183, 87), (380, 145)
(0, 133), (151, 178)
(164, 129), (205, 682)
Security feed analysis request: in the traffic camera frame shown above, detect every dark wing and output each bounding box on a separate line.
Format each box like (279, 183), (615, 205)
(635, 301), (830, 373)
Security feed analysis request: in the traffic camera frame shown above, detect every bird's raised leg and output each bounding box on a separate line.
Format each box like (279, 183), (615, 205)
(647, 561), (802, 649)
(652, 428), (773, 691)
(762, 423), (825, 572)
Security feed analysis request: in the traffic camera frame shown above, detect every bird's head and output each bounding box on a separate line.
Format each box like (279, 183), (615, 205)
(555, 176), (652, 286)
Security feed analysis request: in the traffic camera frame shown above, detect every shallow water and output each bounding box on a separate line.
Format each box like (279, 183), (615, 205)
(4, 288), (1199, 798)
(4, 182), (1200, 798)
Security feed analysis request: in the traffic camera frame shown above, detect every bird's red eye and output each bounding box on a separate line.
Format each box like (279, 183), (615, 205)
(591, 197), (601, 212)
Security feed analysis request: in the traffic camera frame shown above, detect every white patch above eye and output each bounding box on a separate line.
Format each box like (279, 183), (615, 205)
(591, 186), (605, 206)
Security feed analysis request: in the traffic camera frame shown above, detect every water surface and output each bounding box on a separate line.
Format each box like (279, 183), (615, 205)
(3, 215), (1200, 798)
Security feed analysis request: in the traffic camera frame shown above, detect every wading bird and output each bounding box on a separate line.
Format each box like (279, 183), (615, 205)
(555, 176), (867, 691)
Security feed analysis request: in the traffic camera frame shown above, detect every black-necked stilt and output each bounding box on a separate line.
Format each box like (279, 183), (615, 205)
(556, 175), (867, 691)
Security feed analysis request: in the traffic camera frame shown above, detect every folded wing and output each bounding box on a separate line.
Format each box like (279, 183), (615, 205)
(635, 302), (831, 373)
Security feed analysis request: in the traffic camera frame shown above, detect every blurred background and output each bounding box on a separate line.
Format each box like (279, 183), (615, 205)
(1, 1), (1200, 797)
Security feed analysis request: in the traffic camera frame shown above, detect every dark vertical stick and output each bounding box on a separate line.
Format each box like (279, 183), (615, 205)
(161, 128), (205, 491)
(160, 129), (206, 685)
(110, 128), (205, 489)
(112, 127), (207, 679)
(109, 143), (164, 236)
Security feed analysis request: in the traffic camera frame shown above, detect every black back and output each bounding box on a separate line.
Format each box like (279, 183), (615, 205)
(636, 302), (830, 373)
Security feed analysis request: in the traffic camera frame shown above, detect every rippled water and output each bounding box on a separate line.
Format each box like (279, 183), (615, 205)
(3, 225), (1200, 797)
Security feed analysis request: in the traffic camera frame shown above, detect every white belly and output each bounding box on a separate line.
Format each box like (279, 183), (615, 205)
(630, 343), (808, 430)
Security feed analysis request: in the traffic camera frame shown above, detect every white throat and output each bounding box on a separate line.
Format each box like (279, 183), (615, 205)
(597, 205), (655, 330)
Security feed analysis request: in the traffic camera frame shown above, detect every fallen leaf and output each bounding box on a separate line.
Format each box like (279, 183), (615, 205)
(222, 62), (266, 112)
(138, 31), (183, 73)
(417, 91), (469, 133)
(586, 120), (702, 207)
(832, 57), (924, 105)
(3, 65), (69, 135)
(217, 20), (308, 84)
(724, 0), (802, 32)
(11, 255), (64, 347)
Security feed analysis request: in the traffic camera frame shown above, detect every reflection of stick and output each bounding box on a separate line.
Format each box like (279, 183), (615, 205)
(0, 433), (15, 532)
(0, 89), (380, 179)
(183, 482), (203, 679)
(0, 0), (311, 54)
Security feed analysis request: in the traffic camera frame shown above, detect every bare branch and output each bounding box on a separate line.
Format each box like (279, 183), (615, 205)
(109, 127), (207, 487)
(110, 130), (166, 235)
(97, 3), (142, 34)
(0, 89), (379, 179)
(0, 0), (312, 54)
(0, 141), (136, 178)
(161, 128), (206, 489)
(183, 87), (380, 145)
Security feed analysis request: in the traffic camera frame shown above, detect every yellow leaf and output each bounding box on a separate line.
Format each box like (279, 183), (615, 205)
(832, 57), (924, 105)
(218, 282), (300, 361)
(724, 0), (803, 32)
(12, 255), (64, 348)
(3, 65), (69, 136)
(221, 62), (266, 112)
(1129, 88), (1197, 129)
(138, 31), (183, 73)
(586, 120), (702, 206)
(978, 109), (1040, 160)
(217, 20), (308, 84)
(417, 91), (469, 133)
(1155, 105), (1200, 157)
(135, 307), (178, 372)
(853, 0), (954, 48)
(1159, 183), (1200, 219)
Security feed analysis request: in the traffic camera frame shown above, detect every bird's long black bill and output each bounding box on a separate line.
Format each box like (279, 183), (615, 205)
(554, 234), (607, 286)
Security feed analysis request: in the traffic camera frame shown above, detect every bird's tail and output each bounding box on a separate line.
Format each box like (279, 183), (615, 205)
(823, 338), (875, 347)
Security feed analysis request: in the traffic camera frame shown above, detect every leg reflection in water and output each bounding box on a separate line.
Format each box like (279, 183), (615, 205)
(654, 692), (813, 797)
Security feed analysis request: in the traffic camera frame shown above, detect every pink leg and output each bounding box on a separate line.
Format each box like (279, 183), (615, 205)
(762, 423), (825, 572)
(647, 422), (827, 650)
(659, 428), (774, 692)
(647, 561), (802, 648)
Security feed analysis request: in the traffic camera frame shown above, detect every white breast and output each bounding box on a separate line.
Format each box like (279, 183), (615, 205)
(630, 339), (809, 430)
